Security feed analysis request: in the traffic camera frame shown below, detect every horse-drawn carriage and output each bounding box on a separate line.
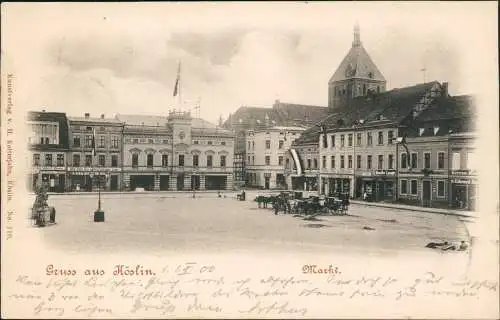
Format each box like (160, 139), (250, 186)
(255, 192), (349, 216)
(31, 182), (56, 227)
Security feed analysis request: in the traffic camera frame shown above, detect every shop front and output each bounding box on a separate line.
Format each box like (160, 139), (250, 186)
(31, 167), (66, 193)
(205, 175), (228, 190)
(451, 177), (477, 211)
(357, 170), (395, 202)
(68, 167), (121, 192)
(327, 176), (351, 197)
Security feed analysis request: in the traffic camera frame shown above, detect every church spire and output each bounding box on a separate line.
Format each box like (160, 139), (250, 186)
(352, 22), (361, 47)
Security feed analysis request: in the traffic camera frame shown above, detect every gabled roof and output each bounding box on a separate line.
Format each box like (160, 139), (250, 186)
(224, 101), (328, 130)
(292, 81), (441, 146)
(416, 95), (475, 122)
(329, 26), (385, 84)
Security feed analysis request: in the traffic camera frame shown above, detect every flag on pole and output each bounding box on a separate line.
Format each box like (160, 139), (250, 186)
(173, 62), (181, 97)
(91, 128), (96, 157)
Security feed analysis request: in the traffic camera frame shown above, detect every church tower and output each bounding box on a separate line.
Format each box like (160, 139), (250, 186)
(328, 23), (386, 110)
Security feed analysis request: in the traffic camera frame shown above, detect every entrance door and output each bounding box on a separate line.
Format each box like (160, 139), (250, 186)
(264, 177), (270, 189)
(177, 173), (185, 190)
(377, 181), (385, 202)
(191, 175), (200, 190)
(422, 180), (431, 207)
(110, 175), (118, 191)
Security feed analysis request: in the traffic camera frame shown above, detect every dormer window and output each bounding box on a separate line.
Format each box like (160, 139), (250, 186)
(418, 128), (425, 136)
(433, 126), (440, 135)
(337, 119), (345, 126)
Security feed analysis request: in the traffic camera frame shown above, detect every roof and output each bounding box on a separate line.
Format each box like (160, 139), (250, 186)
(115, 114), (169, 126)
(27, 111), (68, 123)
(224, 101), (328, 130)
(293, 81), (441, 145)
(328, 29), (385, 84)
(416, 95), (475, 122)
(69, 116), (123, 125)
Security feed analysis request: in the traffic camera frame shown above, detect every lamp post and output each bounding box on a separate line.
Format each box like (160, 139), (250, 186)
(87, 126), (104, 222)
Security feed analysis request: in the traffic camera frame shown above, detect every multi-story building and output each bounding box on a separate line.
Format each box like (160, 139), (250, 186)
(27, 111), (69, 192)
(400, 95), (476, 209)
(245, 125), (304, 189)
(67, 113), (124, 191)
(287, 131), (321, 192)
(118, 111), (235, 191)
(224, 100), (329, 187)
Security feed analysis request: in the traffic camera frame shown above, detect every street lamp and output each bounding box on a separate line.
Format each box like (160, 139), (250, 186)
(87, 126), (104, 222)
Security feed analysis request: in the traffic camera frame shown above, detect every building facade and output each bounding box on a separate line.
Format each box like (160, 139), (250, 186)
(27, 111), (69, 192)
(118, 111), (235, 191)
(245, 126), (304, 189)
(67, 113), (124, 192)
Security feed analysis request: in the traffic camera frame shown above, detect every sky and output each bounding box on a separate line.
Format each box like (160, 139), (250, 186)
(3, 2), (498, 124)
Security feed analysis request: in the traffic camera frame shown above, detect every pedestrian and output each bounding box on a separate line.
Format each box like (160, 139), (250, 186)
(273, 198), (279, 215)
(363, 191), (368, 201)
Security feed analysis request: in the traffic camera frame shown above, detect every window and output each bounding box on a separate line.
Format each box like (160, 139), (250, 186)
(43, 154), (52, 166)
(307, 159), (311, 169)
(73, 154), (80, 167)
(401, 153), (408, 169)
(388, 154), (394, 169)
(33, 154), (40, 166)
(348, 134), (353, 147)
(73, 136), (81, 147)
(331, 135), (335, 148)
(265, 140), (271, 149)
(85, 155), (92, 167)
(356, 155), (361, 169)
(437, 181), (445, 197)
(438, 152), (445, 169)
(221, 141), (226, 146)
(322, 156), (326, 168)
(132, 154), (138, 168)
(111, 136), (119, 148)
(340, 135), (345, 147)
(178, 154), (184, 167)
(99, 155), (106, 167)
(220, 155), (226, 167)
(247, 156), (250, 164)
(207, 155), (213, 167)
(252, 141), (255, 148)
(57, 154), (64, 166)
(162, 155), (169, 167)
(411, 153), (418, 169)
(378, 131), (384, 145)
(148, 139), (154, 144)
(424, 152), (431, 169)
(265, 156), (271, 166)
(193, 140), (199, 145)
(348, 155), (353, 169)
(452, 152), (460, 170)
(98, 136), (106, 148)
(193, 154), (199, 167)
(252, 156), (255, 165)
(340, 155), (345, 169)
(378, 155), (384, 169)
(279, 140), (284, 149)
(111, 155), (118, 167)
(331, 156), (335, 169)
(132, 138), (139, 144)
(401, 180), (408, 194)
(313, 159), (318, 169)
(248, 141), (251, 149)
(356, 133), (362, 146)
(367, 155), (372, 169)
(285, 158), (290, 169)
(411, 180), (418, 195)
(279, 156), (284, 166)
(367, 132), (373, 146)
(85, 135), (92, 147)
(388, 131), (394, 144)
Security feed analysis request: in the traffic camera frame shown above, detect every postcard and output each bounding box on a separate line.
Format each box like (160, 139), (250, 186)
(1, 2), (498, 318)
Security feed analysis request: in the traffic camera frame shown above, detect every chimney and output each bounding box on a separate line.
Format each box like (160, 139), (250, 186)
(441, 82), (449, 97)
(100, 114), (105, 119)
(84, 113), (90, 119)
